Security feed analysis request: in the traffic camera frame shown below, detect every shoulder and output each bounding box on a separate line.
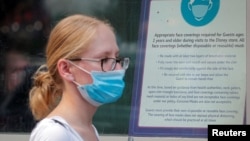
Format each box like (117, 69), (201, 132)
(29, 117), (72, 141)
(92, 125), (99, 137)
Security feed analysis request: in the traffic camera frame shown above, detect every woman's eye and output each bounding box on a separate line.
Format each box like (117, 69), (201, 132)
(102, 58), (109, 63)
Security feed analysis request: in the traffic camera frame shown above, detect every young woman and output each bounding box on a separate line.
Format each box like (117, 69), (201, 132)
(29, 14), (129, 141)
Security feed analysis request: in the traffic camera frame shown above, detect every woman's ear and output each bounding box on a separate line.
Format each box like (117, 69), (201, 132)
(57, 59), (74, 81)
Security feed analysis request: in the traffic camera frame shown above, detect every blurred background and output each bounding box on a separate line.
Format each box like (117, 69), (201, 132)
(0, 0), (141, 134)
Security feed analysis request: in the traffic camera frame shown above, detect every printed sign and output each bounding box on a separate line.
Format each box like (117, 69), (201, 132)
(129, 0), (247, 138)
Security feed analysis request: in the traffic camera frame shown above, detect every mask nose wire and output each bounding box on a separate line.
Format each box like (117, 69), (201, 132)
(67, 60), (91, 86)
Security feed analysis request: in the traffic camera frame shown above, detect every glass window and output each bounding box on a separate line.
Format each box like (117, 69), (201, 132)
(0, 0), (141, 134)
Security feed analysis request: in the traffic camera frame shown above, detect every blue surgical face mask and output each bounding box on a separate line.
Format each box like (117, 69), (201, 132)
(69, 61), (126, 107)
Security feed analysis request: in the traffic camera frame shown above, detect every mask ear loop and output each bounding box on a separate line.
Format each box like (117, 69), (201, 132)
(72, 80), (80, 86)
(67, 60), (91, 86)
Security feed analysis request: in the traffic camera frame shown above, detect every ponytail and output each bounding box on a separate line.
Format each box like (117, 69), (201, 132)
(29, 65), (62, 120)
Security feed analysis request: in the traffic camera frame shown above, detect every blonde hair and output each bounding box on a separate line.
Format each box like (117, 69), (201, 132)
(29, 14), (112, 120)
